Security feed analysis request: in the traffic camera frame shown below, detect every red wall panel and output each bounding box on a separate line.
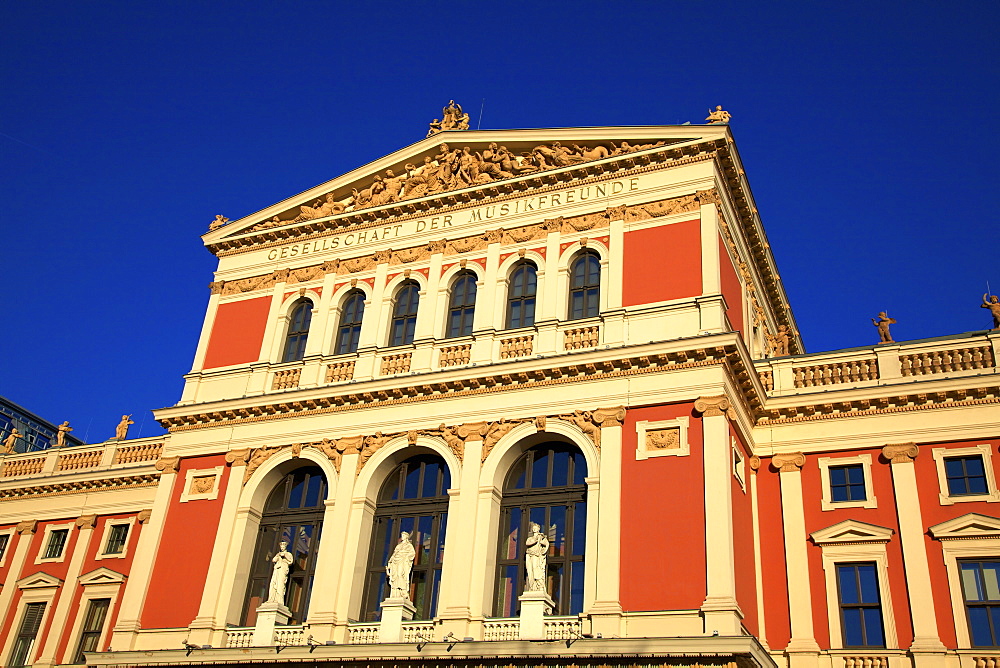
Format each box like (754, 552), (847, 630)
(622, 220), (702, 306)
(202, 297), (272, 369)
(731, 430), (758, 636)
(141, 455), (230, 628)
(621, 404), (706, 611)
(756, 462), (791, 649)
(719, 238), (743, 334)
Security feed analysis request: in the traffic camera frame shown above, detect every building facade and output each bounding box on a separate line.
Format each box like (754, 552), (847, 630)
(0, 120), (997, 668)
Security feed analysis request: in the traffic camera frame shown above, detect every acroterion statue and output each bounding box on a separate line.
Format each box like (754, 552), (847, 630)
(772, 324), (791, 356)
(2, 429), (22, 454)
(982, 294), (1000, 330)
(872, 312), (897, 344)
(55, 421), (72, 447)
(266, 540), (294, 604)
(706, 105), (732, 124)
(209, 215), (230, 231)
(385, 531), (415, 600)
(115, 415), (134, 441)
(524, 522), (549, 593)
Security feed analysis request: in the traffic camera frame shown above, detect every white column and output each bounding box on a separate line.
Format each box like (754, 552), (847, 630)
(35, 517), (97, 667)
(699, 201), (720, 296)
(588, 411), (623, 638)
(773, 452), (821, 664)
(188, 288), (222, 373)
(882, 444), (947, 665)
(0, 522), (37, 633)
(541, 231), (563, 322)
(607, 217), (624, 309)
(306, 465), (356, 641)
(695, 396), (741, 636)
(259, 280), (289, 362)
(111, 461), (179, 650)
(749, 457), (770, 650)
(437, 439), (481, 637)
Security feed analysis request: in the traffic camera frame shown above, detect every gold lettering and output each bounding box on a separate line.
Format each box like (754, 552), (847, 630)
(344, 234), (354, 246)
(565, 191), (575, 203)
(279, 247), (289, 259)
(550, 193), (561, 205)
(268, 249), (278, 260)
(416, 220), (428, 231)
(612, 181), (624, 194)
(630, 177), (639, 191)
(596, 184), (607, 197)
(500, 203), (510, 216)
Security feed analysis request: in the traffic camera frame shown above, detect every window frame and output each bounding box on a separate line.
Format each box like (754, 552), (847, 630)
(281, 298), (314, 363)
(36, 522), (74, 564)
(505, 260), (538, 330)
(835, 562), (887, 648)
(95, 518), (137, 560)
(818, 454), (877, 511)
(65, 567), (127, 665)
(388, 281), (421, 347)
(445, 271), (478, 339)
(7, 601), (48, 668)
(0, 529), (13, 567)
(567, 250), (601, 321)
(71, 597), (111, 664)
(932, 445), (1000, 505)
(334, 289), (366, 355)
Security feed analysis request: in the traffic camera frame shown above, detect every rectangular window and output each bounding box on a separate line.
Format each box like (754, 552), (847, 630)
(44, 528), (69, 559)
(73, 598), (111, 663)
(0, 533), (10, 561)
(837, 562), (885, 647)
(831, 464), (867, 502)
(946, 456), (989, 496)
(960, 560), (1000, 647)
(9, 602), (46, 667)
(103, 524), (129, 555)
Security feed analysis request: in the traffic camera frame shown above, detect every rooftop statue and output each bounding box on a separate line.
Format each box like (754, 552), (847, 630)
(56, 421), (72, 447)
(428, 100), (469, 136)
(209, 215), (230, 231)
(115, 415), (134, 441)
(982, 293), (1000, 330)
(705, 105), (732, 124)
(872, 312), (897, 344)
(2, 428), (22, 454)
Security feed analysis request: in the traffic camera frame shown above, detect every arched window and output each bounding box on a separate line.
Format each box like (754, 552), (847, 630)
(506, 261), (537, 329)
(446, 271), (477, 338)
(242, 466), (327, 626)
(389, 282), (420, 347)
(495, 443), (587, 616)
(334, 290), (366, 355)
(568, 251), (600, 320)
(282, 299), (313, 362)
(361, 455), (450, 621)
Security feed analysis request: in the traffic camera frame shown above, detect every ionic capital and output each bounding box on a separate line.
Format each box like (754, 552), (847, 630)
(75, 514), (97, 530)
(137, 509), (153, 524)
(695, 395), (734, 419)
(154, 456), (180, 475)
(225, 448), (251, 467)
(748, 455), (761, 471)
(772, 452), (806, 473)
(882, 442), (919, 463)
(593, 406), (626, 427)
(16, 520), (37, 535)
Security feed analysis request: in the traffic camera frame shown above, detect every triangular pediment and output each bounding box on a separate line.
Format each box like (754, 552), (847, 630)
(206, 125), (722, 250)
(811, 520), (894, 545)
(78, 567), (126, 586)
(929, 513), (1000, 540)
(17, 571), (62, 589)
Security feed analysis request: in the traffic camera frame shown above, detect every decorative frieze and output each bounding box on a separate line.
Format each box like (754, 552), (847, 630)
(771, 452), (806, 473)
(882, 442), (919, 463)
(0, 476), (158, 502)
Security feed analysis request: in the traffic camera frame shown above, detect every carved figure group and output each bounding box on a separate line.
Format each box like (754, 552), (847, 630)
(524, 522), (549, 593)
(705, 105), (732, 124)
(115, 415), (134, 441)
(385, 531), (416, 600)
(872, 312), (897, 344)
(769, 324), (791, 356)
(209, 215), (230, 231)
(266, 540), (294, 604)
(428, 100), (470, 136)
(982, 294), (1000, 330)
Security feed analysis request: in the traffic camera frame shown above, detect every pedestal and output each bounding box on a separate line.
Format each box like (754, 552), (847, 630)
(379, 597), (416, 643)
(518, 590), (554, 640)
(252, 602), (290, 646)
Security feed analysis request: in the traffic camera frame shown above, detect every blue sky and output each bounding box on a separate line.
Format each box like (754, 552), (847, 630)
(1, 1), (997, 441)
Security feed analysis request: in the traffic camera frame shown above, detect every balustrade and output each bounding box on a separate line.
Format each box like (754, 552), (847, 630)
(56, 449), (102, 471)
(113, 441), (163, 464)
(272, 368), (301, 390)
(843, 657), (889, 668)
(439, 344), (472, 367)
(900, 345), (994, 376)
(273, 626), (306, 646)
(347, 623), (380, 644)
(793, 358), (878, 387)
(543, 617), (582, 640)
(224, 628), (254, 648)
(401, 621), (436, 643)
(1, 457), (45, 477)
(380, 353), (412, 375)
(500, 335), (533, 359)
(326, 360), (356, 383)
(758, 369), (774, 391)
(973, 657), (1000, 668)
(482, 618), (519, 641)
(564, 325), (599, 350)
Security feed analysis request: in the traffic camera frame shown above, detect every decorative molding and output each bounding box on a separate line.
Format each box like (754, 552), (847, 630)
(78, 567), (127, 586)
(882, 442), (918, 463)
(811, 519), (894, 545)
(0, 476), (159, 502)
(535, 416), (546, 432)
(758, 386), (1000, 424)
(17, 571), (63, 590)
(929, 513), (1000, 540)
(16, 520), (37, 535)
(154, 456), (180, 475)
(137, 509), (152, 524)
(225, 448), (251, 467)
(75, 514), (97, 529)
(694, 395), (734, 419)
(748, 456), (761, 471)
(771, 452), (806, 473)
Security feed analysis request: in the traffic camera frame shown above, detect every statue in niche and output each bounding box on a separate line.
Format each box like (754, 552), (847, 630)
(114, 415), (134, 441)
(55, 421), (72, 447)
(706, 105), (732, 124)
(872, 312), (897, 343)
(2, 429), (23, 453)
(385, 531), (416, 600)
(982, 294), (1000, 330)
(266, 540), (294, 605)
(524, 522), (549, 593)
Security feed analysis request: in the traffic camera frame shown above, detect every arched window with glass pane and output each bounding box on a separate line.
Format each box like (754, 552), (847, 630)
(334, 290), (365, 354)
(242, 466), (327, 626)
(446, 271), (477, 338)
(282, 299), (314, 362)
(361, 455), (451, 621)
(389, 282), (420, 346)
(506, 261), (537, 329)
(568, 251), (600, 320)
(495, 443), (587, 617)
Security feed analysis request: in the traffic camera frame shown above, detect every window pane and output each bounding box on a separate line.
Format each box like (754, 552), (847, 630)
(861, 607), (885, 646)
(984, 563), (1000, 601)
(963, 563), (984, 601)
(838, 565), (860, 604)
(857, 564), (880, 604)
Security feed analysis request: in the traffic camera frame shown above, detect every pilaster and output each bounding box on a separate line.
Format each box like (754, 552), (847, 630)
(437, 439), (482, 638)
(749, 456), (770, 650)
(0, 522), (37, 638)
(588, 409), (624, 638)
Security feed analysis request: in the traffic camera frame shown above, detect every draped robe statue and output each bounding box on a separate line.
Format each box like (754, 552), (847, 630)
(266, 541), (293, 604)
(386, 531), (416, 600)
(524, 522), (549, 593)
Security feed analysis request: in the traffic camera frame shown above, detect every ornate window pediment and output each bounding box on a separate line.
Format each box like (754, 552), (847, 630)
(929, 513), (1000, 540)
(16, 571), (62, 589)
(811, 519), (894, 545)
(78, 567), (126, 586)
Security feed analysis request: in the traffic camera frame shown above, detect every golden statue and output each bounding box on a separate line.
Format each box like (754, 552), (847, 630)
(705, 105), (732, 124)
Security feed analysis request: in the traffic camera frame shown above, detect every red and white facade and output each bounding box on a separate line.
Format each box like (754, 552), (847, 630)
(0, 123), (997, 668)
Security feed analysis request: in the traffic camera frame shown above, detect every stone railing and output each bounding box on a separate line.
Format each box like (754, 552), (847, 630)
(543, 616), (582, 640)
(347, 623), (380, 644)
(758, 369), (774, 391)
(900, 345), (994, 376)
(326, 360), (355, 383)
(381, 353), (412, 375)
(500, 335), (534, 359)
(564, 325), (600, 350)
(113, 441), (163, 465)
(793, 358), (878, 387)
(0, 456), (46, 477)
(56, 449), (103, 471)
(401, 621), (436, 643)
(272, 368), (301, 390)
(274, 626), (306, 646)
(225, 628), (254, 648)
(970, 657), (1000, 668)
(842, 657), (890, 668)
(482, 618), (519, 641)
(439, 344), (472, 367)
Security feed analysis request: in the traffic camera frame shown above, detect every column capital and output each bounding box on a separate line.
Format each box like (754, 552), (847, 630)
(749, 455), (761, 471)
(695, 395), (734, 418)
(155, 456), (180, 475)
(593, 406), (626, 427)
(75, 514), (97, 529)
(772, 452), (806, 472)
(15, 520), (37, 535)
(882, 442), (919, 463)
(225, 448), (251, 467)
(137, 509), (153, 524)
